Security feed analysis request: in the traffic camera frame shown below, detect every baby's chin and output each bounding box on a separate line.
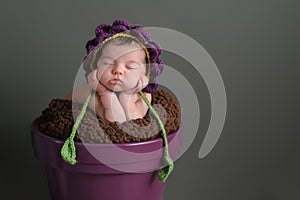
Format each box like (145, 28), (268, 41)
(106, 85), (130, 93)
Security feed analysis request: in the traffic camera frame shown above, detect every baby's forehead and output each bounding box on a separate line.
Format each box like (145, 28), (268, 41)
(101, 42), (146, 62)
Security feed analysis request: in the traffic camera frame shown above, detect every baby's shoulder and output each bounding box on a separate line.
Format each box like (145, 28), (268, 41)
(136, 92), (152, 103)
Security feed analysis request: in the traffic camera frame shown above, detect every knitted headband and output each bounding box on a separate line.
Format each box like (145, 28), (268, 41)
(83, 20), (164, 94)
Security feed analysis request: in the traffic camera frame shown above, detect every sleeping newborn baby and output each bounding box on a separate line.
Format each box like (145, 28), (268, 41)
(68, 20), (163, 123)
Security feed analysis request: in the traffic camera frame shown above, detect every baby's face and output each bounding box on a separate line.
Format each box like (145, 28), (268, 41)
(96, 42), (147, 92)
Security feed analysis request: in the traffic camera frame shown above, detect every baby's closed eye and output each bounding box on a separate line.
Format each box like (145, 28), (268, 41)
(126, 64), (139, 69)
(103, 61), (115, 66)
(126, 62), (146, 70)
(100, 58), (115, 66)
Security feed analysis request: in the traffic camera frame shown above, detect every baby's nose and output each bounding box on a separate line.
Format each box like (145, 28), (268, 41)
(112, 64), (126, 75)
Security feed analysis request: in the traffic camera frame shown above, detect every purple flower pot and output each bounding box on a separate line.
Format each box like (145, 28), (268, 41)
(31, 119), (183, 200)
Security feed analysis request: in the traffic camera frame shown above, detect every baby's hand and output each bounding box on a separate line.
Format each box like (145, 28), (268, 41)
(123, 74), (149, 95)
(87, 70), (111, 95)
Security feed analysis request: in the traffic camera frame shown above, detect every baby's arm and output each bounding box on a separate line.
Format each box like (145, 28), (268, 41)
(119, 74), (150, 120)
(88, 70), (126, 123)
(97, 92), (127, 123)
(119, 92), (151, 120)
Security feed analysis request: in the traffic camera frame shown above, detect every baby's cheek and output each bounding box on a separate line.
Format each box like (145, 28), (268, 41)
(96, 67), (108, 80)
(124, 71), (140, 87)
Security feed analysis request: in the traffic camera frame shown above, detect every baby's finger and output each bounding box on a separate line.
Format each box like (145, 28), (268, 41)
(140, 75), (149, 89)
(137, 78), (145, 91)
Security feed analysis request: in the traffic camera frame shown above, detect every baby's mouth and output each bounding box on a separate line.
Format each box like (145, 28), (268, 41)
(109, 77), (122, 85)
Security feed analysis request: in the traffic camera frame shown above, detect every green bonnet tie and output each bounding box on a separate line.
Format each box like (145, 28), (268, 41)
(60, 90), (93, 165)
(61, 90), (174, 182)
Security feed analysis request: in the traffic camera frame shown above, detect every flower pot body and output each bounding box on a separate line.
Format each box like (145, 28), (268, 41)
(31, 119), (183, 200)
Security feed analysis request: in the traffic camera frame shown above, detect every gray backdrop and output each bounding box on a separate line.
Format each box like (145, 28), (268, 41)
(1, 0), (299, 199)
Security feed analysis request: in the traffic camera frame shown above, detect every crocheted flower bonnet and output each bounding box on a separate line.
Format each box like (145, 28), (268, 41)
(82, 20), (164, 94)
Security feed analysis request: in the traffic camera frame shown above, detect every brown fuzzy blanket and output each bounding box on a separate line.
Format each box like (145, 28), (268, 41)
(38, 89), (181, 143)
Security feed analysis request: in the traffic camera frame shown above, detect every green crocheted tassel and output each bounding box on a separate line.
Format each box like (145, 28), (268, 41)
(61, 137), (77, 165)
(157, 132), (174, 182)
(158, 157), (174, 182)
(139, 91), (174, 183)
(61, 90), (94, 165)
